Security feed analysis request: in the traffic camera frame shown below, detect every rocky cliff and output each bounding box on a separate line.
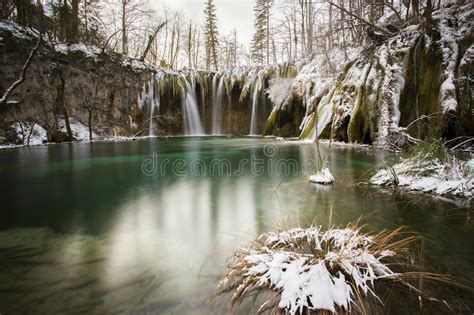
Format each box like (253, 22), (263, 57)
(0, 20), (269, 145)
(0, 20), (160, 144)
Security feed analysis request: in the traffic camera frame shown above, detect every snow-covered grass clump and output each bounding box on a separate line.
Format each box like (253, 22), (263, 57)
(308, 167), (335, 184)
(216, 224), (445, 314)
(370, 157), (473, 199)
(370, 141), (473, 199)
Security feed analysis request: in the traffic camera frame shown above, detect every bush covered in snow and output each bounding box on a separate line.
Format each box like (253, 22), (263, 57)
(217, 224), (457, 314)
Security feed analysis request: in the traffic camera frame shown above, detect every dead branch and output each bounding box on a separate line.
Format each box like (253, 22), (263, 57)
(327, 1), (393, 36)
(0, 37), (41, 107)
(140, 22), (167, 62)
(101, 30), (121, 54)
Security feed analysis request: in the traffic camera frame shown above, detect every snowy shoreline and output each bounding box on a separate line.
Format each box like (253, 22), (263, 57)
(370, 156), (474, 200)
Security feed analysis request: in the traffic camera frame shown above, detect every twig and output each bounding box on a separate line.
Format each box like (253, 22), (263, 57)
(327, 1), (393, 35)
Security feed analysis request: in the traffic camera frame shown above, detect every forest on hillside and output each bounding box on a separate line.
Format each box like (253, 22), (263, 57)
(1, 0), (443, 69)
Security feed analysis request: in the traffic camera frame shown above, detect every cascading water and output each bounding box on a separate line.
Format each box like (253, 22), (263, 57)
(212, 76), (226, 134)
(138, 76), (159, 137)
(136, 67), (272, 137)
(181, 75), (204, 135)
(249, 73), (263, 136)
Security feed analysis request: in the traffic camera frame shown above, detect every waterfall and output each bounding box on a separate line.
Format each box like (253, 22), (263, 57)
(212, 76), (226, 134)
(149, 99), (155, 137)
(138, 76), (159, 137)
(182, 75), (204, 135)
(249, 76), (262, 136)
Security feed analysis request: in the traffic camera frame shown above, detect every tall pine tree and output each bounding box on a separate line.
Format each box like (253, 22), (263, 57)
(251, 0), (272, 65)
(203, 0), (219, 70)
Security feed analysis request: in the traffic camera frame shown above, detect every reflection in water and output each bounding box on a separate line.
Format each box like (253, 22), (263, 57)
(0, 137), (472, 313)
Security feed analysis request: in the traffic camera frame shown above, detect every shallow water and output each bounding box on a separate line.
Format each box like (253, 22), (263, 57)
(0, 137), (472, 314)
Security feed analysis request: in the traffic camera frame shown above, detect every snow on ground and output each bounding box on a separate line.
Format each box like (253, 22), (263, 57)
(5, 118), (95, 147)
(218, 226), (399, 314)
(54, 43), (102, 59)
(58, 118), (96, 141)
(370, 156), (474, 199)
(121, 57), (153, 72)
(0, 19), (155, 73)
(308, 167), (335, 184)
(0, 20), (39, 40)
(10, 122), (47, 145)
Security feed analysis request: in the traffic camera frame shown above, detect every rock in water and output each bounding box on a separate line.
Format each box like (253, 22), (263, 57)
(308, 167), (335, 184)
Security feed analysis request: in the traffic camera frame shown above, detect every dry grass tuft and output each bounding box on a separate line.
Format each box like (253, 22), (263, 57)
(215, 223), (471, 314)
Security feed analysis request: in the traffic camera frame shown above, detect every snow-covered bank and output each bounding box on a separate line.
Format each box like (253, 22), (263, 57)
(370, 156), (473, 199)
(217, 224), (453, 314)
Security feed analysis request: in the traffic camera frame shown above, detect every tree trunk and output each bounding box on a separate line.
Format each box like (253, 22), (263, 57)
(266, 0), (270, 65)
(36, 0), (44, 33)
(412, 0), (419, 16)
(70, 0), (79, 42)
(328, 2), (333, 49)
(88, 107), (93, 141)
(187, 23), (192, 69)
(58, 78), (73, 141)
(121, 0), (128, 54)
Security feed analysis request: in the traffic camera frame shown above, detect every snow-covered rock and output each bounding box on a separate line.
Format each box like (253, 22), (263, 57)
(58, 118), (96, 141)
(308, 167), (335, 184)
(10, 122), (47, 145)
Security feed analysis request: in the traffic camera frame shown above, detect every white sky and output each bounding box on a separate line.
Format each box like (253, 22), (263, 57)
(150, 0), (255, 46)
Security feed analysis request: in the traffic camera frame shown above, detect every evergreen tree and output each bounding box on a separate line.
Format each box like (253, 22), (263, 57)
(251, 0), (272, 65)
(203, 0), (219, 70)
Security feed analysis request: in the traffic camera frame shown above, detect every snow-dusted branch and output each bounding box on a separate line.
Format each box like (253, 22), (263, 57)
(327, 1), (394, 36)
(0, 36), (41, 107)
(0, 37), (41, 107)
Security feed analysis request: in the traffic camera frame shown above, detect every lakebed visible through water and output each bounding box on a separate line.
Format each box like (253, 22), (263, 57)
(0, 137), (472, 314)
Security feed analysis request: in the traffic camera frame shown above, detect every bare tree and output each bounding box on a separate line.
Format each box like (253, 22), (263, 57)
(83, 81), (101, 141)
